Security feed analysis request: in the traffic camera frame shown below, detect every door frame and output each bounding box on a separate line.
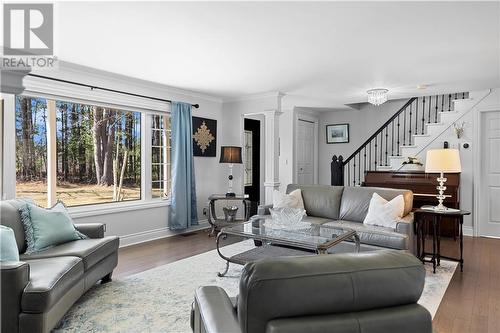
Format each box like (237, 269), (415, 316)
(474, 106), (500, 237)
(293, 110), (319, 184)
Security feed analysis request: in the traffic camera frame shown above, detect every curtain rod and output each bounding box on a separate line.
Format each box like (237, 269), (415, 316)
(26, 73), (200, 109)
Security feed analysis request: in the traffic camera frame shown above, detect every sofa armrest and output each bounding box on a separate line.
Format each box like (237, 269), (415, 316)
(1, 261), (29, 333)
(395, 213), (414, 235)
(75, 223), (105, 239)
(257, 204), (273, 216)
(193, 286), (241, 333)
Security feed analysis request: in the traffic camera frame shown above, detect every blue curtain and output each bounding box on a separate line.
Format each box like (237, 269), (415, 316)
(168, 101), (198, 230)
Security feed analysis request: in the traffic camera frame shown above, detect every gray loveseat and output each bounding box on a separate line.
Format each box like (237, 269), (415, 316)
(0, 199), (119, 333)
(192, 250), (432, 333)
(257, 184), (415, 254)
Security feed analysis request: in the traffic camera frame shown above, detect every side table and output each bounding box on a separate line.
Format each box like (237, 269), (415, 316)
(207, 194), (250, 236)
(414, 208), (471, 273)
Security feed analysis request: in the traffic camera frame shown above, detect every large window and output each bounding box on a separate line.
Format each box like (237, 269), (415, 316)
(15, 95), (142, 207)
(151, 114), (171, 199)
(15, 96), (48, 206)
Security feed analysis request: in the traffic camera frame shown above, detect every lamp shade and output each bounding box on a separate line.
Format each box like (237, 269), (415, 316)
(219, 146), (242, 164)
(425, 149), (462, 173)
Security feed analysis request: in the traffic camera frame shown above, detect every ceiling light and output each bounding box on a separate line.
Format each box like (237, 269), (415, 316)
(367, 88), (389, 106)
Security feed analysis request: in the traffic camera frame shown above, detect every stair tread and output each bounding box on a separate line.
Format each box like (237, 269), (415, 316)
(425, 122), (445, 126)
(413, 134), (430, 137)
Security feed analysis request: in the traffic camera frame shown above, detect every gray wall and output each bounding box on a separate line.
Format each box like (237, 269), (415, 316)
(319, 99), (408, 185)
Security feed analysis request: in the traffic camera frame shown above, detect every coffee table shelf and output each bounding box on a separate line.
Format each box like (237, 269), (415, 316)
(216, 218), (360, 277)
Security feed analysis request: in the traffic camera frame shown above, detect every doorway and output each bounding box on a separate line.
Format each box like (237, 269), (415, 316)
(296, 119), (315, 184)
(244, 118), (261, 215)
(479, 110), (500, 237)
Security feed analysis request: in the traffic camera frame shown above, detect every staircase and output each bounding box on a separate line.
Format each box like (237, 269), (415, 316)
(331, 90), (490, 186)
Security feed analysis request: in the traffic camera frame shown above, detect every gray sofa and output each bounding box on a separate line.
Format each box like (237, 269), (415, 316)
(192, 250), (432, 333)
(0, 199), (119, 333)
(257, 184), (416, 253)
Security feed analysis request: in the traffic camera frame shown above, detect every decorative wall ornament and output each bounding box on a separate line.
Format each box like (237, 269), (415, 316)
(326, 124), (349, 144)
(192, 116), (217, 157)
(453, 122), (465, 139)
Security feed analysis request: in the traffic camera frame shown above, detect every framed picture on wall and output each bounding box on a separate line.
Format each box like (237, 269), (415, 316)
(192, 116), (217, 157)
(326, 124), (349, 144)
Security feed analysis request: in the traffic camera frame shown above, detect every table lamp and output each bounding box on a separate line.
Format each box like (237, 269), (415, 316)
(424, 148), (461, 211)
(220, 146), (242, 197)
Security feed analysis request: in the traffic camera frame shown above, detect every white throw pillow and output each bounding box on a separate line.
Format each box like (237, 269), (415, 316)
(363, 193), (405, 229)
(273, 189), (306, 213)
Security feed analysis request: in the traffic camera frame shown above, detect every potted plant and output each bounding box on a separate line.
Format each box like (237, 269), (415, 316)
(401, 156), (424, 171)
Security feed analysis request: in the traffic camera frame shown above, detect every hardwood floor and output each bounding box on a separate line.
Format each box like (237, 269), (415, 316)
(114, 230), (500, 333)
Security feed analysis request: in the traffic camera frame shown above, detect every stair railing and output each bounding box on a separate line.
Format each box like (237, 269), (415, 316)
(331, 92), (468, 186)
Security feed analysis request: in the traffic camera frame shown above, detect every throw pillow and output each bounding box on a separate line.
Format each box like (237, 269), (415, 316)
(0, 225), (20, 261)
(19, 201), (86, 254)
(273, 189), (306, 213)
(363, 193), (405, 229)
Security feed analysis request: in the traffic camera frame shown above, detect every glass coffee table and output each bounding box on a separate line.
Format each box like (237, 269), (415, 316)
(216, 217), (360, 277)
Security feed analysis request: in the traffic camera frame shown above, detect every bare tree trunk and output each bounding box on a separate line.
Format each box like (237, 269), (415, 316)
(100, 109), (115, 186)
(92, 107), (103, 183)
(118, 150), (128, 201)
(113, 138), (119, 201)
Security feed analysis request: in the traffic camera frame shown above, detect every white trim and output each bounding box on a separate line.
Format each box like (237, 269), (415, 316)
(473, 93), (500, 237)
(294, 110), (319, 184)
(23, 76), (171, 114)
(33, 61), (224, 104)
(118, 220), (210, 248)
(1, 94), (16, 200)
(223, 91), (285, 103)
(68, 199), (171, 219)
(463, 225), (474, 237)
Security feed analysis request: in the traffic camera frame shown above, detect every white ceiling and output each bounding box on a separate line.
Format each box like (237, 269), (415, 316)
(54, 1), (499, 108)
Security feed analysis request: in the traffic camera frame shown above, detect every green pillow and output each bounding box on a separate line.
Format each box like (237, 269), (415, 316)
(0, 225), (20, 261)
(20, 202), (86, 254)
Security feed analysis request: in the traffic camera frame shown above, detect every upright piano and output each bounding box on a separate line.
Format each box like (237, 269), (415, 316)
(364, 170), (460, 238)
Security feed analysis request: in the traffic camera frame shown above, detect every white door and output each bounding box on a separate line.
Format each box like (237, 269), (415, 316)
(296, 119), (315, 184)
(480, 111), (500, 237)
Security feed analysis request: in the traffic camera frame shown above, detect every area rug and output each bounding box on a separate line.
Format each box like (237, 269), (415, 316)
(54, 241), (457, 333)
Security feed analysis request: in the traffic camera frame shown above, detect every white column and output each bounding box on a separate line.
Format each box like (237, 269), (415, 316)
(263, 109), (282, 204)
(46, 100), (57, 207)
(1, 95), (18, 200)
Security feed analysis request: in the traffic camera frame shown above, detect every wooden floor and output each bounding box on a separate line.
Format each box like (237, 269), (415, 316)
(115, 231), (500, 333)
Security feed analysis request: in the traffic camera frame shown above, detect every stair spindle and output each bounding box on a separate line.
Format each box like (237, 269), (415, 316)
(385, 127), (388, 166)
(403, 107), (407, 145)
(421, 97), (426, 134)
(434, 95), (439, 123)
(391, 121), (394, 156)
(448, 94), (451, 111)
(409, 103), (413, 145)
(397, 114), (400, 155)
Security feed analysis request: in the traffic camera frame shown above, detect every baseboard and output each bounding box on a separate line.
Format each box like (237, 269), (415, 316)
(119, 219), (210, 248)
(463, 225), (474, 237)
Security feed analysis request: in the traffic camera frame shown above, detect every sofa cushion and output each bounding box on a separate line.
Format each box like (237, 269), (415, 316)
(339, 187), (413, 222)
(0, 200), (29, 253)
(322, 220), (408, 250)
(22, 256), (84, 312)
(286, 184), (344, 220)
(20, 237), (119, 270)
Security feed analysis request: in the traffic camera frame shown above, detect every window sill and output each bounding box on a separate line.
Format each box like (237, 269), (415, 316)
(69, 199), (171, 219)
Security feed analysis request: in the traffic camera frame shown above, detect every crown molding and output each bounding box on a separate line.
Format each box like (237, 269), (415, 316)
(31, 60), (224, 105)
(223, 91), (285, 103)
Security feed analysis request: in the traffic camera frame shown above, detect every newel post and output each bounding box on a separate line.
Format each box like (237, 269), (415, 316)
(331, 155), (344, 186)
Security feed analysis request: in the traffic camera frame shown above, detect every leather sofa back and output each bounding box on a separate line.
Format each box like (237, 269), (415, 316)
(237, 250), (425, 333)
(0, 200), (27, 253)
(286, 184), (344, 219)
(339, 187), (413, 222)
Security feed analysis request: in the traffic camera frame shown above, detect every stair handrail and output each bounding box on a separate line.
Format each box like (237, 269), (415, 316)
(342, 97), (417, 166)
